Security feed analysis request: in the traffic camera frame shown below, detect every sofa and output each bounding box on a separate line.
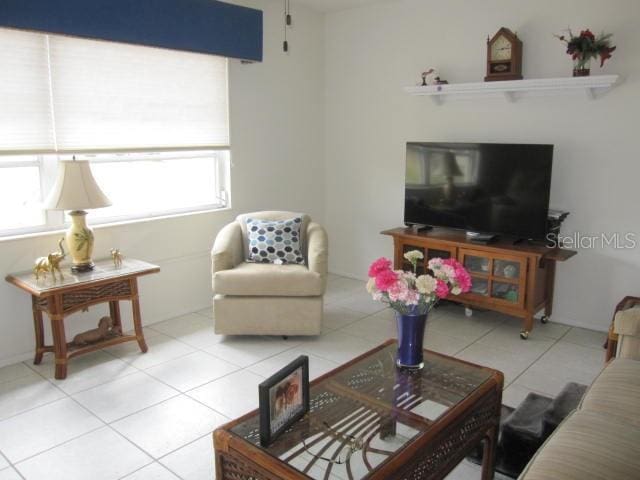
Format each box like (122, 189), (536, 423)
(211, 211), (328, 336)
(519, 307), (640, 479)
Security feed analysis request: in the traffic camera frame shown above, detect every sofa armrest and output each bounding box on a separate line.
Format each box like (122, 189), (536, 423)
(614, 307), (640, 360)
(306, 222), (328, 288)
(211, 222), (244, 276)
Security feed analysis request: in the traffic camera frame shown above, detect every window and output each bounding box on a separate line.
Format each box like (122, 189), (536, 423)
(0, 28), (230, 237)
(0, 150), (229, 235)
(88, 151), (229, 223)
(0, 156), (47, 232)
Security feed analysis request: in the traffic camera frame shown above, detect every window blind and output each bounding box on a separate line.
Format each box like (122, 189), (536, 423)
(0, 29), (56, 153)
(0, 28), (229, 154)
(49, 36), (229, 152)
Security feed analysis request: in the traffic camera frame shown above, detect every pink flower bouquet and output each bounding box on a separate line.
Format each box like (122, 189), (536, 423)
(367, 250), (471, 315)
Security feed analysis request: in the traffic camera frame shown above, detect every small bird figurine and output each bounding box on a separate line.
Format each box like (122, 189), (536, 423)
(421, 68), (442, 86)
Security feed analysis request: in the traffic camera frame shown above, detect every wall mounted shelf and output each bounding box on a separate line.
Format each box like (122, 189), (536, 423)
(404, 75), (618, 104)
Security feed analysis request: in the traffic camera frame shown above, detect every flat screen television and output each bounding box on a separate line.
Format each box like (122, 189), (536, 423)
(404, 142), (553, 240)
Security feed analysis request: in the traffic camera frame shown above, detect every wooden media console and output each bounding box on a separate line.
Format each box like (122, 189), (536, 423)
(382, 227), (577, 339)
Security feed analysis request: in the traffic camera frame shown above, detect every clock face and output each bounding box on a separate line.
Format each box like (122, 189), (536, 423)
(491, 35), (512, 61)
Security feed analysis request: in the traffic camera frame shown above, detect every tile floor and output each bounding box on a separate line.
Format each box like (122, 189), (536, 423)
(0, 274), (607, 479)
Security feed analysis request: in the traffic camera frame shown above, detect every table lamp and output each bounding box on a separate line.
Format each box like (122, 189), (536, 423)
(44, 158), (112, 273)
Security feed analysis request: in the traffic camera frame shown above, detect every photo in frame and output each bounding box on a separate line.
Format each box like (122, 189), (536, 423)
(259, 355), (310, 447)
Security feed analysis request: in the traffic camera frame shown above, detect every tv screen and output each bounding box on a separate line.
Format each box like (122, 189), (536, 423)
(404, 142), (553, 240)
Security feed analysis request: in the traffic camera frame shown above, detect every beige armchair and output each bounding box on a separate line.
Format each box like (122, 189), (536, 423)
(211, 211), (328, 336)
(606, 296), (640, 361)
(614, 307), (640, 360)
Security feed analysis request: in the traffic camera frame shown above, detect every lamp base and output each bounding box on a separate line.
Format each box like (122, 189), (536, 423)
(66, 210), (96, 274)
(71, 262), (95, 273)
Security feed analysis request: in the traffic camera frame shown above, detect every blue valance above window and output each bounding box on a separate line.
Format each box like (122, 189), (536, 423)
(0, 0), (263, 61)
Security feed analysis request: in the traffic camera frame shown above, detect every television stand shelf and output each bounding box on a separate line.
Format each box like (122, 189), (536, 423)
(382, 227), (577, 339)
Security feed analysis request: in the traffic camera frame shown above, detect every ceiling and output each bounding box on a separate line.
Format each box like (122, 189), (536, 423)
(293, 0), (392, 13)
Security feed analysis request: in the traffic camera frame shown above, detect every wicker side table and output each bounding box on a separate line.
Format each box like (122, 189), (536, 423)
(6, 258), (159, 379)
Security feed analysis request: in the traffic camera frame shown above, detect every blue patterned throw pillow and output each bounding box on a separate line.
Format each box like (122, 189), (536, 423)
(245, 217), (305, 265)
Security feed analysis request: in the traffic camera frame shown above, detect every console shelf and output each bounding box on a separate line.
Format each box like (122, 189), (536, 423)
(382, 227), (577, 339)
(404, 75), (618, 104)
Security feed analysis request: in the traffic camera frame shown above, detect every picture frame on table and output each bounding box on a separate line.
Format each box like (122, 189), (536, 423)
(259, 355), (310, 447)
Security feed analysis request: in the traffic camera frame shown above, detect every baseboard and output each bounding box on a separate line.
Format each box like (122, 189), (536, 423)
(0, 351), (37, 369)
(547, 315), (608, 333)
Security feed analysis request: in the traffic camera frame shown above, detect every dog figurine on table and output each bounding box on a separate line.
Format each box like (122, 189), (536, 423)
(72, 316), (121, 346)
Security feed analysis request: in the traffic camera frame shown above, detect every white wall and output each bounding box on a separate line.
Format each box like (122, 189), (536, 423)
(324, 0), (640, 331)
(0, 0), (325, 367)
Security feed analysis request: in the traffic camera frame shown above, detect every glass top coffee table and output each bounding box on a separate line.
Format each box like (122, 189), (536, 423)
(214, 339), (503, 480)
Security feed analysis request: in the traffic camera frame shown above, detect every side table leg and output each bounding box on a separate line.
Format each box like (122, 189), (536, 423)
(481, 425), (498, 480)
(109, 300), (122, 332)
(32, 296), (45, 365)
(130, 279), (148, 353)
(50, 315), (68, 379)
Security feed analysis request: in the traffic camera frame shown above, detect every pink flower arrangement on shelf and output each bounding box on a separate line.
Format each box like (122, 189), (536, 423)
(367, 250), (472, 315)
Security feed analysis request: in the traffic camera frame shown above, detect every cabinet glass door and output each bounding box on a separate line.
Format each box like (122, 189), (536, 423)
(459, 250), (491, 298)
(426, 248), (453, 261)
(493, 259), (521, 280)
(490, 255), (526, 307)
(463, 255), (490, 275)
(400, 244), (454, 275)
(491, 281), (519, 303)
(470, 277), (490, 296)
(458, 250), (526, 307)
